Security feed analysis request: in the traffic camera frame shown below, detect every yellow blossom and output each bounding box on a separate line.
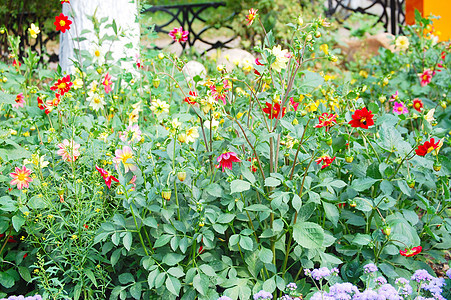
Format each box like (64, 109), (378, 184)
(395, 36), (409, 51)
(28, 23), (40, 39)
(270, 45), (289, 72)
(359, 70), (368, 78)
(319, 44), (329, 55)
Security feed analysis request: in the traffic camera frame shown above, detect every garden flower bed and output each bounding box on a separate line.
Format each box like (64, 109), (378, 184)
(0, 2), (449, 300)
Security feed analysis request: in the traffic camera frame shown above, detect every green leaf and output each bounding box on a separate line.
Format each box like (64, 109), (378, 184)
(258, 247), (273, 264)
(322, 202), (339, 227)
(130, 282), (142, 300)
(206, 183), (223, 197)
(368, 102), (379, 114)
(265, 177), (281, 187)
(12, 215), (25, 232)
(292, 194), (302, 212)
(28, 195), (47, 209)
(217, 213), (235, 224)
(154, 234), (172, 248)
(352, 233), (371, 246)
(119, 273), (134, 284)
(123, 232), (132, 251)
(350, 178), (378, 191)
(239, 236), (253, 251)
(330, 180), (347, 188)
(199, 264), (216, 276)
(299, 71), (324, 93)
(162, 253), (185, 266)
(18, 266), (31, 282)
(241, 164), (256, 184)
(297, 202), (316, 222)
(85, 269), (97, 287)
(165, 275), (181, 296)
(0, 92), (15, 105)
(148, 269), (159, 289)
(354, 197), (373, 212)
(230, 180), (250, 194)
(292, 221), (324, 249)
(263, 276), (276, 293)
(245, 204), (271, 212)
(167, 267), (185, 278)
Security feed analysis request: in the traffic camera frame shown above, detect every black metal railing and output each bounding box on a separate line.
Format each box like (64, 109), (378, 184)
(325, 0), (406, 35)
(141, 2), (237, 53)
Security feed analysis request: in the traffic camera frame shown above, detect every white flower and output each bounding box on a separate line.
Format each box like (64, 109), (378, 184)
(395, 36), (409, 51)
(72, 78), (83, 90)
(425, 108), (435, 124)
(185, 127), (199, 143)
(90, 44), (106, 64)
(150, 99), (170, 115)
(88, 93), (106, 111)
(24, 154), (49, 169)
(270, 45), (290, 72)
(204, 119), (219, 130)
(171, 118), (182, 130)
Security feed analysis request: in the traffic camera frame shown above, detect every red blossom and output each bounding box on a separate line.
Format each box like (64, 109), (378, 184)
(95, 165), (119, 188)
(102, 73), (112, 94)
(348, 107), (374, 129)
(245, 8), (258, 26)
(50, 75), (72, 96)
(315, 155), (336, 169)
(263, 102), (286, 119)
(413, 98), (423, 112)
(415, 138), (439, 156)
(184, 91), (198, 105)
(217, 152), (241, 172)
(169, 27), (188, 43)
(400, 246), (422, 257)
(54, 13), (72, 33)
(314, 112), (337, 131)
(12, 59), (21, 67)
(38, 94), (61, 114)
(289, 97), (299, 111)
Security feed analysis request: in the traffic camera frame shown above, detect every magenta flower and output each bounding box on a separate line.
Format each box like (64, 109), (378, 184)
(10, 165), (33, 190)
(102, 72), (112, 94)
(12, 93), (25, 108)
(419, 69), (433, 87)
(393, 101), (408, 115)
(169, 27), (188, 43)
(217, 152), (241, 172)
(389, 91), (399, 102)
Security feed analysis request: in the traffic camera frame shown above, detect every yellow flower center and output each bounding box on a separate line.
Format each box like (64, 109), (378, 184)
(17, 172), (27, 182)
(104, 79), (109, 86)
(58, 82), (67, 89)
(60, 20), (66, 27)
(95, 50), (100, 57)
(360, 117), (366, 123)
(397, 106), (403, 112)
(427, 146), (435, 154)
(94, 97), (101, 104)
(121, 153), (132, 164)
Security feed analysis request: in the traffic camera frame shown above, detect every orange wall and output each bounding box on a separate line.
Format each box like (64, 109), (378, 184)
(406, 0), (451, 41)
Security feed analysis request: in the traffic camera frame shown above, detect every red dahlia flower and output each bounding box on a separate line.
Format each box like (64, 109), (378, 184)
(50, 75), (72, 96)
(54, 13), (72, 33)
(95, 165), (119, 189)
(315, 155), (336, 169)
(400, 246), (422, 257)
(415, 138), (440, 156)
(348, 107), (374, 129)
(38, 94), (61, 115)
(413, 98), (423, 112)
(217, 152), (241, 172)
(184, 91), (198, 105)
(314, 112), (337, 131)
(263, 102), (286, 119)
(102, 72), (112, 94)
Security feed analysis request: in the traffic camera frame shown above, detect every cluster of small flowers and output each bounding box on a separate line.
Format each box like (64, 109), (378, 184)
(1, 295), (42, 300)
(309, 268), (449, 300)
(304, 266), (339, 281)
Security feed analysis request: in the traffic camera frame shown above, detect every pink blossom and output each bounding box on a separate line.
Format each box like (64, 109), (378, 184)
(169, 27), (188, 43)
(389, 91), (399, 102)
(57, 139), (81, 162)
(393, 101), (408, 115)
(10, 165), (33, 190)
(12, 93), (25, 108)
(113, 146), (137, 173)
(420, 69), (433, 87)
(289, 97), (299, 111)
(102, 72), (112, 94)
(217, 152), (241, 172)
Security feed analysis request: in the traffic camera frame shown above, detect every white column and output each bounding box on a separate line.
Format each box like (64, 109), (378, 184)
(59, 0), (140, 73)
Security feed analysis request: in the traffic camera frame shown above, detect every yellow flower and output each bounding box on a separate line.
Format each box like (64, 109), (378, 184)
(23, 211), (29, 217)
(432, 138), (444, 156)
(395, 36), (409, 51)
(324, 74), (336, 81)
(185, 127), (199, 143)
(150, 99), (170, 115)
(71, 234), (78, 240)
(305, 101), (319, 112)
(270, 45), (289, 72)
(28, 23), (40, 39)
(73, 78), (83, 89)
(319, 44), (329, 55)
(425, 108), (435, 124)
(359, 70), (368, 78)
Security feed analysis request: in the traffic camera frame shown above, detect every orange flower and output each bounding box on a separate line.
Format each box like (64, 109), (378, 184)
(10, 166), (33, 190)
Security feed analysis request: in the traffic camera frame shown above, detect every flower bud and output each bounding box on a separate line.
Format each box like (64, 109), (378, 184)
(177, 170), (187, 182)
(345, 155), (354, 163)
(152, 78), (160, 89)
(162, 188), (171, 200)
(433, 162), (441, 172)
(406, 179), (415, 188)
(382, 226), (391, 236)
(297, 16), (304, 26)
(440, 101), (447, 109)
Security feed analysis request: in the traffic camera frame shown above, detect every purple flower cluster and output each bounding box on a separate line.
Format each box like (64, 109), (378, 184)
(311, 282), (359, 299)
(446, 269), (451, 279)
(253, 290), (272, 300)
(411, 269), (434, 283)
(395, 278), (413, 295)
(422, 277), (446, 298)
(286, 282), (297, 291)
(363, 263), (378, 274)
(305, 266), (338, 281)
(375, 276), (387, 285)
(217, 296), (232, 300)
(1, 296), (42, 300)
